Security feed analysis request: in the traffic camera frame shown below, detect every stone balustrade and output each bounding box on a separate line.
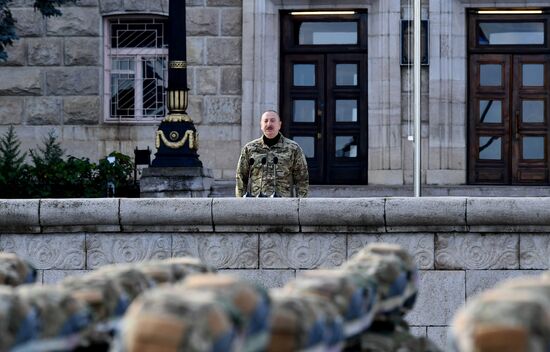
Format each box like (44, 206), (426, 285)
(1, 196), (549, 348)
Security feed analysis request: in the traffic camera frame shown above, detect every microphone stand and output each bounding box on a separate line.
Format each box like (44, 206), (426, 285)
(270, 156), (280, 197)
(257, 156), (267, 197)
(242, 158), (255, 197)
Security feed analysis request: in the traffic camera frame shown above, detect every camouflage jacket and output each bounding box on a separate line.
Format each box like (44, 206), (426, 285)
(236, 134), (309, 197)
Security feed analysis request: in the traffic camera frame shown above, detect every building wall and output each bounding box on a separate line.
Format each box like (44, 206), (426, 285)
(2, 196), (550, 350)
(0, 0), (243, 180)
(0, 0), (548, 184)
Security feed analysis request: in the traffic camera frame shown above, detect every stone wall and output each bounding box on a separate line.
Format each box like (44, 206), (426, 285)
(0, 0), (243, 179)
(2, 197), (550, 348)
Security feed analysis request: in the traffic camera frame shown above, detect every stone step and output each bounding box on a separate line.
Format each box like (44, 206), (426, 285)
(210, 180), (550, 197)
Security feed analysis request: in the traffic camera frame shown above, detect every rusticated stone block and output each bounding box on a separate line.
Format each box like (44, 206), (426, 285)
(213, 198), (299, 232)
(12, 8), (44, 37)
(27, 38), (62, 66)
(187, 96), (203, 123)
(173, 233), (258, 269)
(46, 8), (100, 36)
(220, 66), (241, 95)
(99, 0), (123, 13)
(64, 37), (100, 66)
(0, 200), (39, 233)
(63, 96), (100, 124)
(0, 97), (24, 125)
(406, 270), (465, 326)
(386, 197), (467, 232)
(187, 37), (204, 65)
(221, 8), (242, 36)
(123, 0), (148, 11)
(299, 198), (385, 232)
(25, 97), (62, 125)
(468, 198), (550, 232)
(0, 40), (26, 66)
(206, 38), (241, 65)
(46, 68), (100, 95)
(0, 67), (41, 95)
(466, 270), (543, 299)
(120, 198), (213, 232)
(42, 270), (90, 284)
(40, 198), (119, 232)
(520, 235), (550, 269)
(207, 0), (240, 6)
(196, 67), (218, 95)
(87, 234), (171, 269)
(187, 8), (219, 36)
(149, 0), (169, 14)
(221, 269), (295, 288)
(204, 96), (241, 124)
(435, 234), (518, 269)
(0, 234), (85, 269)
(348, 233), (434, 269)
(260, 233), (346, 269)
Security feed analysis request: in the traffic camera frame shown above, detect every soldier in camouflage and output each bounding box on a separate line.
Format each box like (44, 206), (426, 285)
(236, 110), (309, 197)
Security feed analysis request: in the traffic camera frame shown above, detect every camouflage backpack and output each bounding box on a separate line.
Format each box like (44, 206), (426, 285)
(0, 286), (38, 351)
(137, 256), (214, 285)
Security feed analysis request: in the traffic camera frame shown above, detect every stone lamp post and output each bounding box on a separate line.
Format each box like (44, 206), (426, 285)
(140, 0), (213, 197)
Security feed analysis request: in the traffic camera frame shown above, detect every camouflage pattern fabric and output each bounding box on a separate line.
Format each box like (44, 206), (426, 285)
(16, 285), (91, 340)
(137, 257), (215, 285)
(0, 286), (38, 351)
(450, 288), (550, 352)
(361, 322), (442, 352)
(180, 274), (271, 352)
(343, 243), (418, 316)
(267, 289), (342, 352)
(115, 288), (237, 352)
(62, 274), (131, 322)
(0, 252), (36, 286)
(285, 269), (377, 337)
(235, 133), (309, 197)
(90, 265), (153, 301)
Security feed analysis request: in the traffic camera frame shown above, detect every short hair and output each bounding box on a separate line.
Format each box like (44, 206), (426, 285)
(261, 110), (280, 120)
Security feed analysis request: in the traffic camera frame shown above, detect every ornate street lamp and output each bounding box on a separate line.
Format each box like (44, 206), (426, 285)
(151, 0), (202, 167)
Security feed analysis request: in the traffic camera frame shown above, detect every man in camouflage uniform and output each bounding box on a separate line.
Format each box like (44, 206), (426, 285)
(236, 110), (309, 197)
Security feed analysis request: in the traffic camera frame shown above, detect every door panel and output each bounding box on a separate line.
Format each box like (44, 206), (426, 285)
(469, 54), (550, 184)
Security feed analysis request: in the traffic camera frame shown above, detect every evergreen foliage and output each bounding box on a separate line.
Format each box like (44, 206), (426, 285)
(0, 0), (77, 61)
(0, 128), (137, 198)
(0, 126), (26, 197)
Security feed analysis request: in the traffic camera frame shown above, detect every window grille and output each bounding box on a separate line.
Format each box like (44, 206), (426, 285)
(104, 17), (168, 122)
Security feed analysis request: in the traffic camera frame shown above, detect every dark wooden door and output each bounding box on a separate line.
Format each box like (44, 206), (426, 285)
(282, 53), (368, 184)
(469, 54), (550, 184)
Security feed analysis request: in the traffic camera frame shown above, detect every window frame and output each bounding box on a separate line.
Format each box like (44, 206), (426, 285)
(103, 16), (169, 124)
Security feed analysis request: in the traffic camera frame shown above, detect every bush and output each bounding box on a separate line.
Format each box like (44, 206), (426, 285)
(0, 128), (137, 198)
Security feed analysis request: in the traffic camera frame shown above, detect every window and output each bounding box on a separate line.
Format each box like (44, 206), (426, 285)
(104, 17), (168, 122)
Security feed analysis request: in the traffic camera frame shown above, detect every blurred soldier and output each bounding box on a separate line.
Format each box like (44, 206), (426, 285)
(236, 110), (309, 197)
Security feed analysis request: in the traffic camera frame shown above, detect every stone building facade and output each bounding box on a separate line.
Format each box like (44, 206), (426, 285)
(1, 0), (549, 186)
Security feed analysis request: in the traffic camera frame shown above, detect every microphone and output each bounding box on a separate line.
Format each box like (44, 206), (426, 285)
(270, 156), (280, 197)
(242, 158), (255, 197)
(257, 156), (267, 197)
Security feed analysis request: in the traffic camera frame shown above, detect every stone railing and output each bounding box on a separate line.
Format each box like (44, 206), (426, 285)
(1, 197), (550, 348)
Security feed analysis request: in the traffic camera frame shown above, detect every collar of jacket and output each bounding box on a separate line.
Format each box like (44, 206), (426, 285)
(260, 133), (285, 148)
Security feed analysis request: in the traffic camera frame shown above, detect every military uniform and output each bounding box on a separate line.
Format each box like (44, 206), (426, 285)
(236, 133), (309, 197)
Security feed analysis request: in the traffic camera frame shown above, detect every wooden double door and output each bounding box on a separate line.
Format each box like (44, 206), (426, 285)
(469, 54), (550, 184)
(281, 53), (368, 184)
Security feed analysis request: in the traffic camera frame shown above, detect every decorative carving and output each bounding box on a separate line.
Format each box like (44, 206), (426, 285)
(260, 234), (345, 269)
(164, 113), (192, 123)
(520, 235), (550, 269)
(0, 235), (85, 270)
(169, 60), (187, 69)
(173, 234), (258, 269)
(348, 234), (434, 270)
(435, 234), (518, 270)
(87, 234), (171, 269)
(169, 131), (179, 141)
(155, 129), (197, 149)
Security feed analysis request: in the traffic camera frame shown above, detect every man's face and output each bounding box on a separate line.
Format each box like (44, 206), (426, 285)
(261, 112), (282, 139)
